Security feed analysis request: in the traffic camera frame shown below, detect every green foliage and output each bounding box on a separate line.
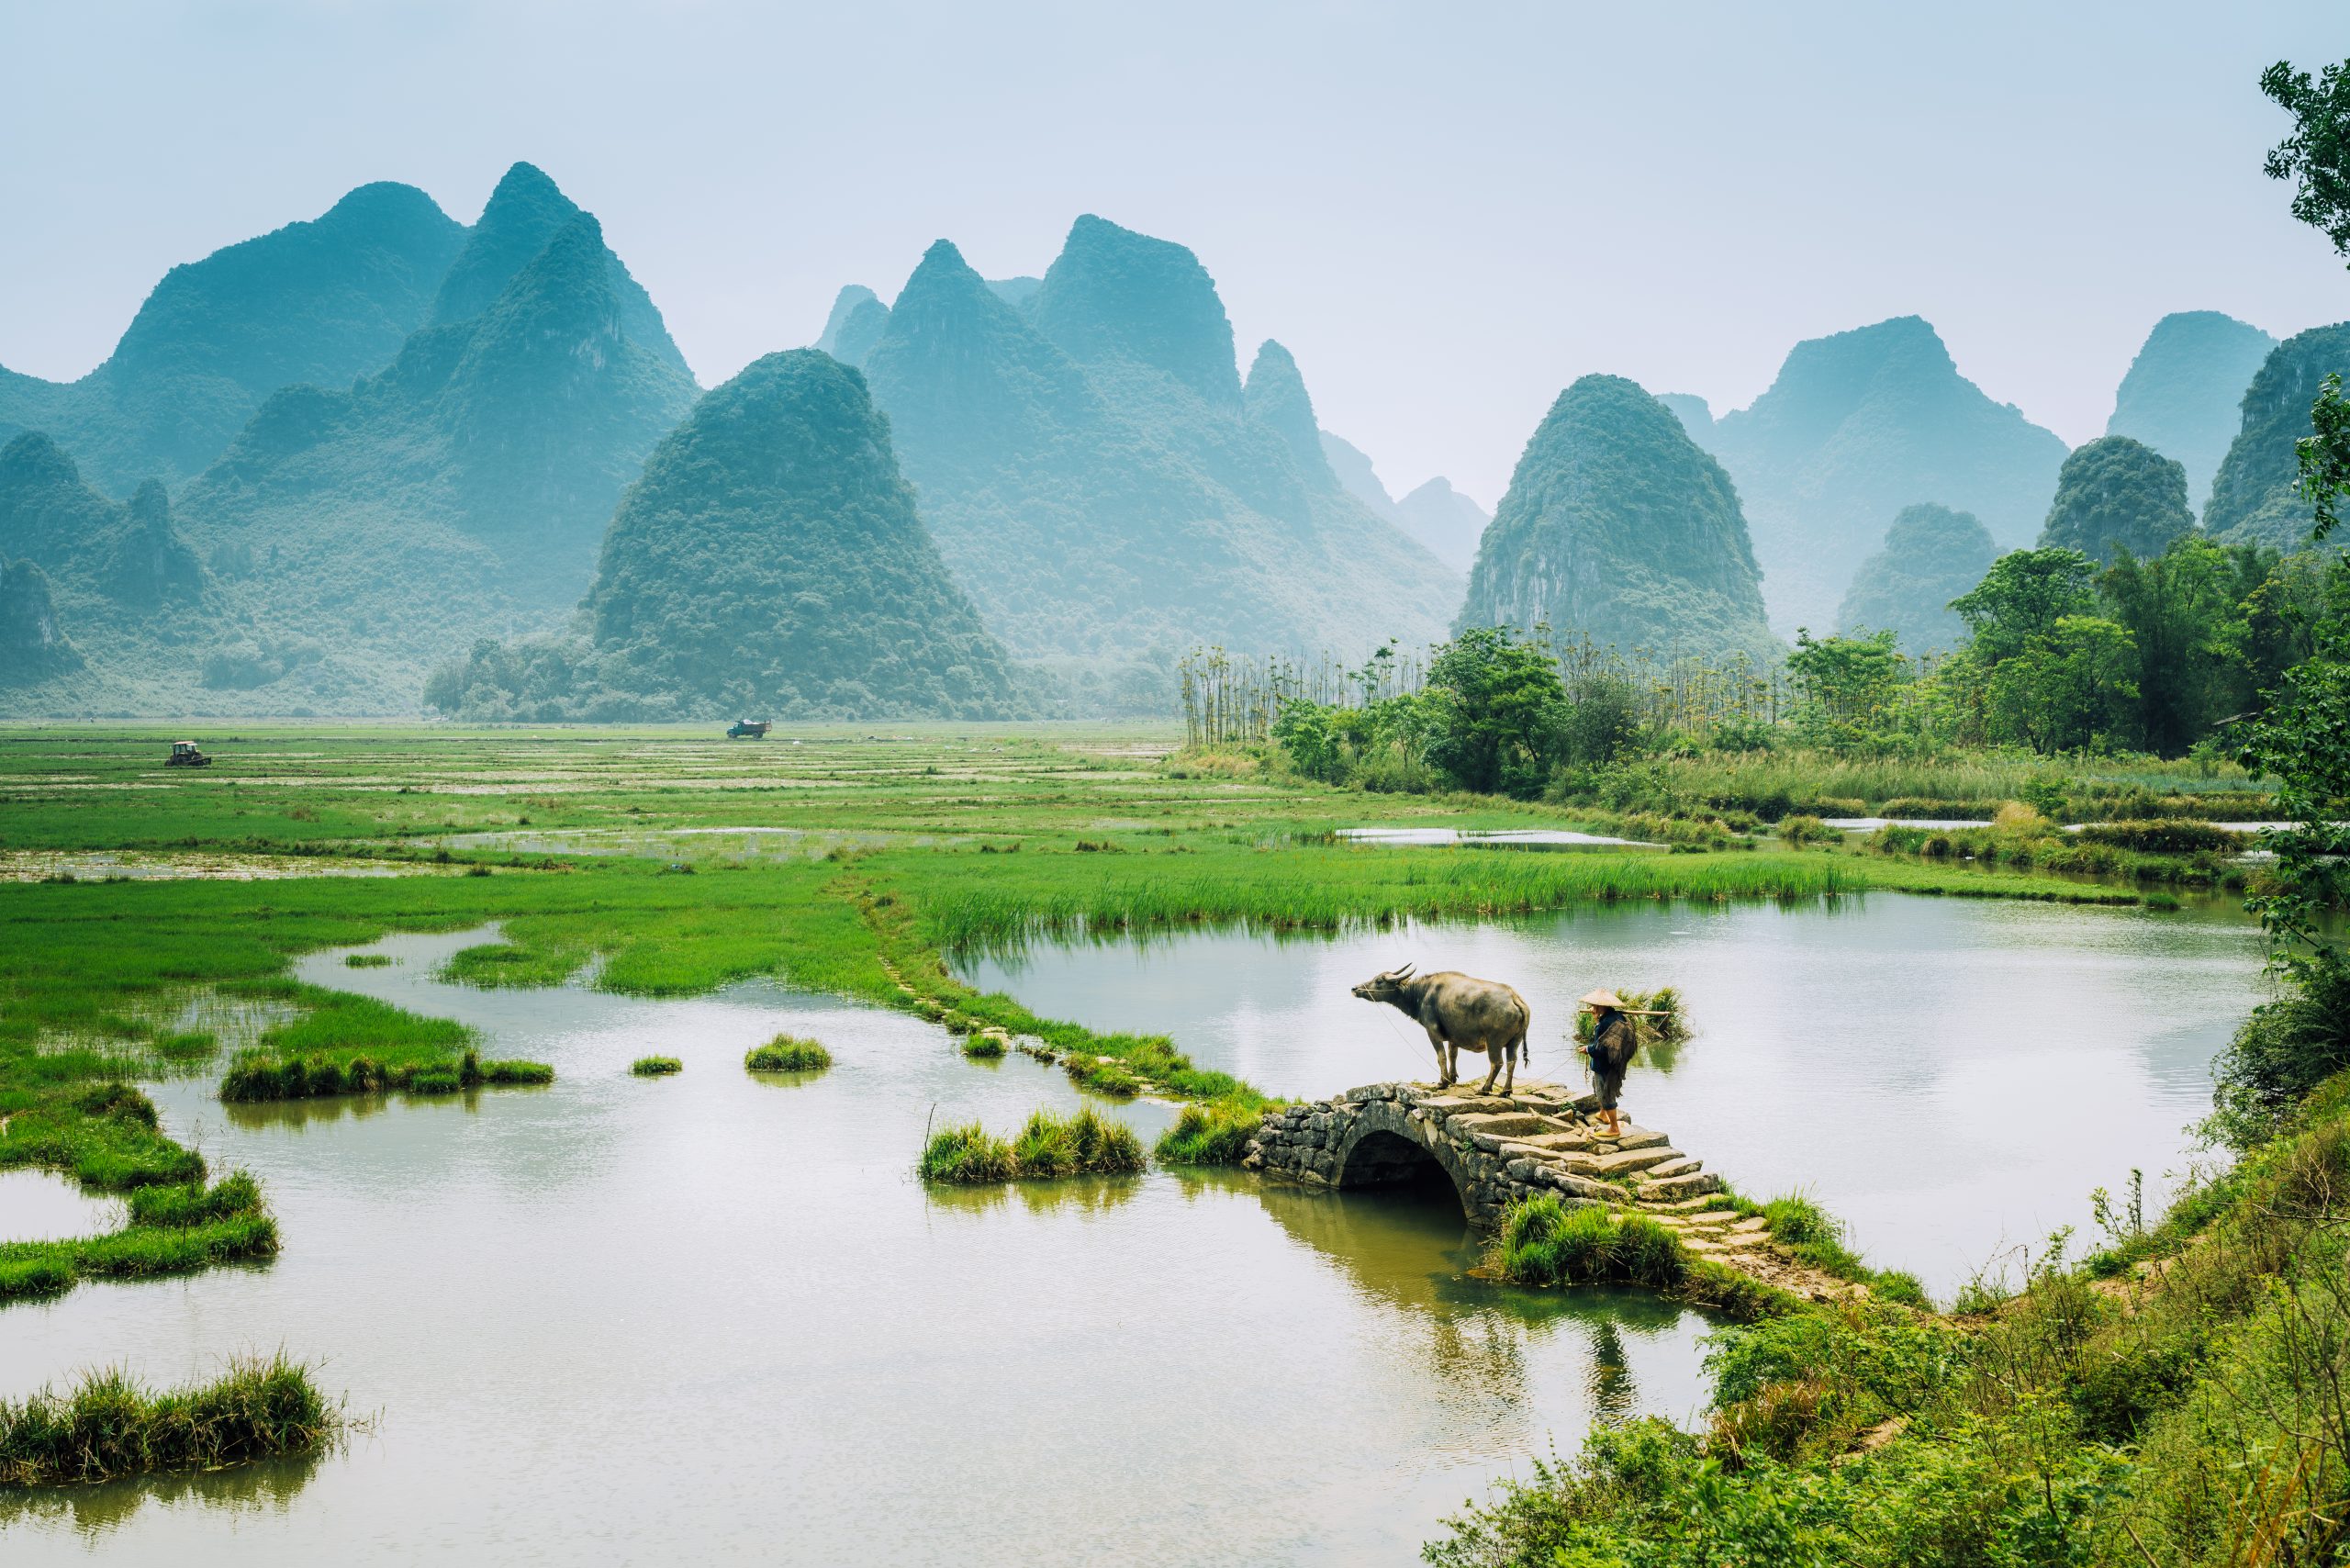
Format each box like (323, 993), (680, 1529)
(629, 1056), (682, 1077)
(2262, 58), (2350, 262)
(1491, 1196), (1688, 1289)
(1460, 375), (1774, 656)
(1422, 626), (1576, 796)
(2034, 435), (2195, 565)
(1786, 630), (1907, 746)
(745, 1035), (832, 1072)
(0, 1353), (340, 1486)
(1949, 548), (2099, 665)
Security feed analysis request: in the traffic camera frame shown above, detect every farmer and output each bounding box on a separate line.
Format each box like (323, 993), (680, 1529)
(1578, 990), (1642, 1139)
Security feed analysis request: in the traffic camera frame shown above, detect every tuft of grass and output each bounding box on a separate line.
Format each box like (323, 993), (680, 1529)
(918, 1121), (1017, 1182)
(922, 1108), (1144, 1182)
(630, 1056), (682, 1077)
(1493, 1196), (1687, 1288)
(1154, 1098), (1264, 1166)
(1756, 1191), (1926, 1303)
(342, 953), (392, 969)
(0, 1353), (341, 1486)
(1063, 1056), (1141, 1097)
(961, 1032), (1007, 1059)
(744, 1035), (831, 1072)
(1009, 1106), (1147, 1176)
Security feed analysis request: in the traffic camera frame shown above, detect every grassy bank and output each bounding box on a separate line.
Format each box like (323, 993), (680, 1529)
(0, 1353), (341, 1486)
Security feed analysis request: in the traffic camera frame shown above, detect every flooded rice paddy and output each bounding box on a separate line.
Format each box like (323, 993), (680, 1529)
(0, 928), (1715, 1565)
(961, 895), (2268, 1295)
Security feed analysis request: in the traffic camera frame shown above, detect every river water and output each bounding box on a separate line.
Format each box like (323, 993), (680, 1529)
(960, 894), (2268, 1295)
(0, 928), (1715, 1565)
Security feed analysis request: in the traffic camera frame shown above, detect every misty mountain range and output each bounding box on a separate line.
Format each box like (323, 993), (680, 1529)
(0, 162), (2331, 716)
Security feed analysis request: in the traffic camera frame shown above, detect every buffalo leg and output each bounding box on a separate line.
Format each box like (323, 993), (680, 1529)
(1424, 1023), (1450, 1087)
(1477, 1046), (1501, 1095)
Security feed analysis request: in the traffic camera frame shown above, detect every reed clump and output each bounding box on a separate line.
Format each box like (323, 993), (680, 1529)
(0, 1353), (341, 1486)
(630, 1056), (682, 1076)
(744, 1035), (831, 1071)
(960, 1032), (1007, 1059)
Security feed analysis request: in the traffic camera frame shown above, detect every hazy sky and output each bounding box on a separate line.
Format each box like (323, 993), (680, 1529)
(5, 1), (2347, 506)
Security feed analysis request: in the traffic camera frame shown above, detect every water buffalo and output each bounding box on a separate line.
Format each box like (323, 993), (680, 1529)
(1350, 965), (1531, 1095)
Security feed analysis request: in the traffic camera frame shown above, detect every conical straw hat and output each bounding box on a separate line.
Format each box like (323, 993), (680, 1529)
(1579, 990), (1627, 1010)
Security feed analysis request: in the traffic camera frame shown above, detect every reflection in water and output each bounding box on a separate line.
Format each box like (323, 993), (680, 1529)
(1586, 1321), (1635, 1424)
(0, 1450), (323, 1537)
(1, 925), (1717, 1567)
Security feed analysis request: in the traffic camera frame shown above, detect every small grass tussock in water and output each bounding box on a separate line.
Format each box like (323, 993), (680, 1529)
(744, 1035), (831, 1071)
(342, 952), (392, 969)
(1153, 1098), (1264, 1165)
(630, 1056), (682, 1077)
(918, 1121), (1017, 1182)
(1009, 1107), (1146, 1176)
(0, 1352), (341, 1486)
(1492, 1195), (1686, 1288)
(921, 1108), (1144, 1182)
(960, 1032), (1006, 1059)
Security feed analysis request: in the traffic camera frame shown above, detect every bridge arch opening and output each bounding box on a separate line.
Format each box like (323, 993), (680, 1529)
(1337, 1129), (1466, 1218)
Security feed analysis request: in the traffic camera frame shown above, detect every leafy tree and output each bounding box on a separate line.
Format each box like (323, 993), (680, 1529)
(1787, 630), (1906, 742)
(2098, 536), (2280, 755)
(1421, 626), (1572, 797)
(1949, 548), (2098, 665)
(1983, 615), (2138, 753)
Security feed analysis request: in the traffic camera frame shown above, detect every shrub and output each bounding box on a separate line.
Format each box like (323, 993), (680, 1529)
(630, 1056), (682, 1077)
(744, 1035), (832, 1071)
(2076, 818), (2245, 854)
(1154, 1099), (1263, 1165)
(1776, 814), (1835, 847)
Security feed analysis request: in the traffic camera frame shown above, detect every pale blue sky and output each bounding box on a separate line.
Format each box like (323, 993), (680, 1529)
(4, 0), (2346, 506)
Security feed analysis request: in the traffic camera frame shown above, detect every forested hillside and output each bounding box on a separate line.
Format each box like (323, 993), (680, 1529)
(1460, 375), (1774, 655)
(0, 182), (465, 492)
(1836, 502), (1998, 655)
(2106, 310), (2277, 508)
(858, 218), (1459, 675)
(429, 351), (1017, 720)
(2207, 321), (2350, 549)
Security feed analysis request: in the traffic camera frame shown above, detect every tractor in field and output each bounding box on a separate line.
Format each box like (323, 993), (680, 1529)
(726, 719), (772, 740)
(165, 740), (213, 767)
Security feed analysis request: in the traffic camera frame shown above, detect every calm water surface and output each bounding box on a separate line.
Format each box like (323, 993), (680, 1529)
(0, 928), (1713, 1565)
(962, 895), (2268, 1294)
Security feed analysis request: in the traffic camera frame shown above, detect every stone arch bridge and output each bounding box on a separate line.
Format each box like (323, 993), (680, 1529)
(1246, 1080), (1730, 1233)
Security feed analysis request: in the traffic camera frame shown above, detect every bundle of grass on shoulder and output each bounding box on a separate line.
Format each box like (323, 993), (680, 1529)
(0, 1352), (342, 1486)
(919, 1107), (1145, 1183)
(744, 1035), (831, 1072)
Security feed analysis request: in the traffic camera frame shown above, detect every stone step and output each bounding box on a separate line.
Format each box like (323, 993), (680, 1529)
(1644, 1193), (1732, 1215)
(1671, 1207), (1736, 1230)
(1515, 1130), (1596, 1152)
(1450, 1112), (1555, 1138)
(1727, 1215), (1771, 1237)
(1588, 1146), (1679, 1176)
(1641, 1156), (1704, 1181)
(1639, 1170), (1723, 1202)
(1589, 1127), (1669, 1152)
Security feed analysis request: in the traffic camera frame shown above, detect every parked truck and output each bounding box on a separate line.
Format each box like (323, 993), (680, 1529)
(726, 720), (772, 740)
